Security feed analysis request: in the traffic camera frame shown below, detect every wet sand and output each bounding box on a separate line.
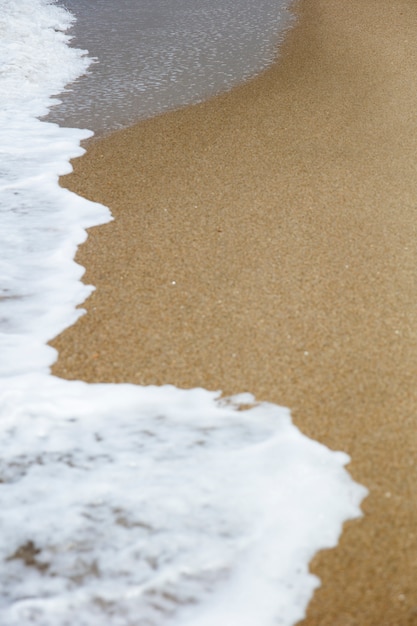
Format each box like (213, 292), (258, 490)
(52, 0), (417, 623)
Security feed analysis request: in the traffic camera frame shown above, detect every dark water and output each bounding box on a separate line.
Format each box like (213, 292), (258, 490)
(49, 0), (294, 134)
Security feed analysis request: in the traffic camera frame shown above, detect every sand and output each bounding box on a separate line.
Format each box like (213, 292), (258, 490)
(51, 0), (417, 623)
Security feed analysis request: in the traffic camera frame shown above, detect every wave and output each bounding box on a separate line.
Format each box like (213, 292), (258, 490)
(0, 1), (367, 624)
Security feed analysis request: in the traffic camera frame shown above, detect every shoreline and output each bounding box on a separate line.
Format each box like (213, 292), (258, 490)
(52, 0), (417, 623)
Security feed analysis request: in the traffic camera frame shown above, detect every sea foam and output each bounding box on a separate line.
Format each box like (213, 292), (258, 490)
(0, 1), (367, 625)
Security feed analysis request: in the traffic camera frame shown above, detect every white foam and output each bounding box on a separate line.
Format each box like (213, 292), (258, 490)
(0, 378), (366, 626)
(0, 1), (368, 624)
(0, 0), (110, 375)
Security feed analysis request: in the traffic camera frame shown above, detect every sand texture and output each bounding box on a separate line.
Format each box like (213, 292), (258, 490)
(52, 0), (417, 623)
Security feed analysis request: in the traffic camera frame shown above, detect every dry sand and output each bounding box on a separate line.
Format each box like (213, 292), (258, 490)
(52, 0), (417, 623)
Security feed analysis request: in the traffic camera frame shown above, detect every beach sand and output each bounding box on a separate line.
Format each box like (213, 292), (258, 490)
(51, 0), (417, 623)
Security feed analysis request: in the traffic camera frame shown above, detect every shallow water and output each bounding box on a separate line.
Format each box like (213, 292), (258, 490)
(47, 0), (294, 133)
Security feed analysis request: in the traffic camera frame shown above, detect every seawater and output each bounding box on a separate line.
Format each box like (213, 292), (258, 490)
(0, 1), (368, 625)
(47, 0), (295, 133)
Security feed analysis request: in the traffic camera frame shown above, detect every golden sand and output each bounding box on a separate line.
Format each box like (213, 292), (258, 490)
(52, 0), (417, 622)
